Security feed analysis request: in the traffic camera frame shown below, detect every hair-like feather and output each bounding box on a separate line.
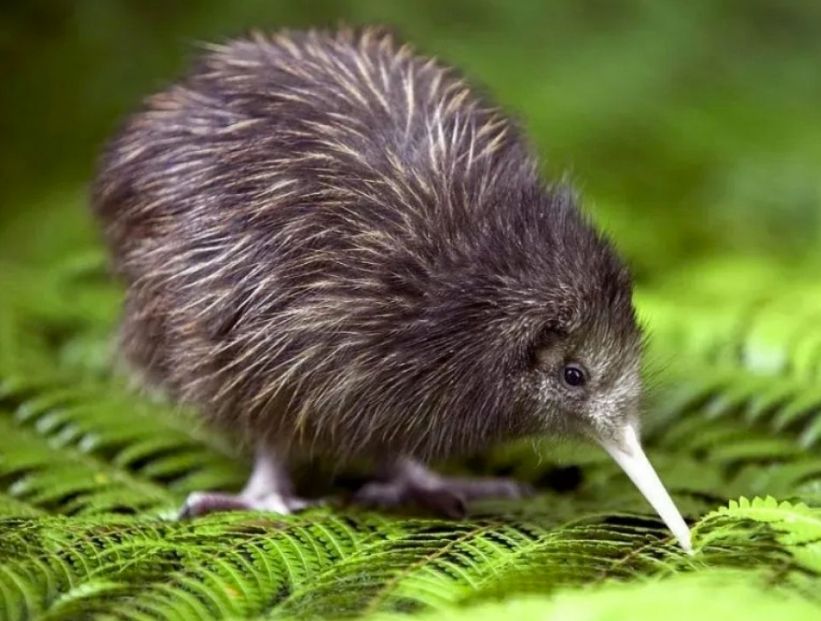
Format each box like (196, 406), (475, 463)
(92, 27), (639, 461)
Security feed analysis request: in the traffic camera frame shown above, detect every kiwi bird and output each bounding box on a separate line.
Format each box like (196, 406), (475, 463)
(92, 27), (691, 551)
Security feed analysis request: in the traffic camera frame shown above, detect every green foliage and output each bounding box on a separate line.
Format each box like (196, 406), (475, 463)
(0, 491), (819, 619)
(370, 571), (821, 621)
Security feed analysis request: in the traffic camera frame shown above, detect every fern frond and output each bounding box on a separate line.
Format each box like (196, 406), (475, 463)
(1, 500), (818, 619)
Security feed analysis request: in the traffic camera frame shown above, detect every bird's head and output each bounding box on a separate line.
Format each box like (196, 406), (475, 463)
(507, 202), (691, 552)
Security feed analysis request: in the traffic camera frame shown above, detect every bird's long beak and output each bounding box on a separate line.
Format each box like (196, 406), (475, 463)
(596, 423), (692, 553)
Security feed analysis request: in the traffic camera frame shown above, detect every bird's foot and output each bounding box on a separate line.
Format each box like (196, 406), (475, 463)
(179, 447), (310, 518)
(179, 490), (311, 518)
(352, 459), (531, 518)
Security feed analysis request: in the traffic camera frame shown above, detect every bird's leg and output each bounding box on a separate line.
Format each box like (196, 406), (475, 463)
(179, 447), (310, 518)
(353, 456), (531, 518)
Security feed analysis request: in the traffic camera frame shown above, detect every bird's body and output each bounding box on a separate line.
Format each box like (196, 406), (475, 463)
(93, 27), (691, 551)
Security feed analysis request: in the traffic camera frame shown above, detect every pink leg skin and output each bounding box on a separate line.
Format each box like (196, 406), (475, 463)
(352, 457), (532, 518)
(179, 448), (309, 518)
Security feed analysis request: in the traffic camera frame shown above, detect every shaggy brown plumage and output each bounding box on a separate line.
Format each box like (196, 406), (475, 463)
(93, 26), (640, 467)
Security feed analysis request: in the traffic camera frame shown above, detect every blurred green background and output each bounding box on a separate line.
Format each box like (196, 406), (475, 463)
(2, 0), (820, 278)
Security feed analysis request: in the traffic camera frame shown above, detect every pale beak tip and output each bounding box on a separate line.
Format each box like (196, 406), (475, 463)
(674, 523), (694, 555)
(597, 423), (694, 555)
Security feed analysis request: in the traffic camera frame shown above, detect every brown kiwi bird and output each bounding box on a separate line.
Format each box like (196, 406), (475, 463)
(92, 27), (691, 551)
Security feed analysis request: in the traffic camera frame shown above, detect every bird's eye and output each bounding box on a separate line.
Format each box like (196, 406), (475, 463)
(562, 364), (586, 387)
